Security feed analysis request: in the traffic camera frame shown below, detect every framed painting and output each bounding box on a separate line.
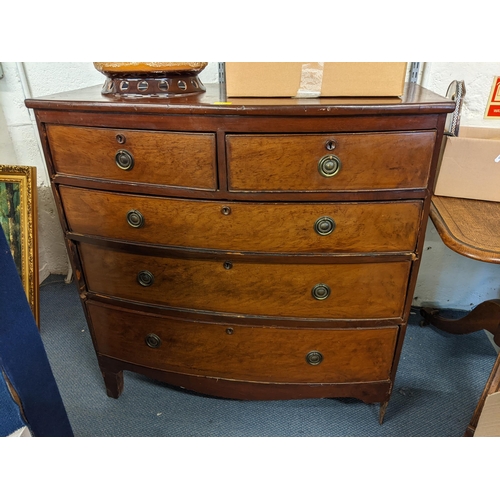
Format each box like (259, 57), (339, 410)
(0, 165), (39, 326)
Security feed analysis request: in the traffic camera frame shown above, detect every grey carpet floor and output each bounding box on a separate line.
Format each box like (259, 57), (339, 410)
(39, 275), (498, 437)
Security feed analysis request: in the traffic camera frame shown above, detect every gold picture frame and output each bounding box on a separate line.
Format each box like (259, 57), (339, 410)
(0, 165), (39, 326)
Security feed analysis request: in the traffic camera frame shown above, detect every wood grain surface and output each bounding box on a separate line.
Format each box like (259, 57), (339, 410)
(79, 242), (411, 319)
(47, 125), (217, 190)
(87, 301), (399, 384)
(227, 131), (436, 191)
(430, 196), (500, 264)
(60, 186), (423, 253)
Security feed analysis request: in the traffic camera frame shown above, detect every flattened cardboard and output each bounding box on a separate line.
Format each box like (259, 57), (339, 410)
(434, 126), (500, 202)
(474, 391), (500, 437)
(225, 62), (407, 98)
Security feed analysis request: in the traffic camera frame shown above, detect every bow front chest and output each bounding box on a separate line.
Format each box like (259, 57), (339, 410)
(26, 83), (454, 422)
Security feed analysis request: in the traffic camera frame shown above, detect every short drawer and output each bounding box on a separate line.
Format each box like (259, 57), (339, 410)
(46, 125), (217, 190)
(87, 301), (399, 383)
(60, 186), (423, 254)
(226, 131), (436, 192)
(79, 243), (411, 320)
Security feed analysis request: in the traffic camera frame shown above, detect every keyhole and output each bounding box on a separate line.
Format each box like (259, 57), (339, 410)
(325, 139), (337, 151)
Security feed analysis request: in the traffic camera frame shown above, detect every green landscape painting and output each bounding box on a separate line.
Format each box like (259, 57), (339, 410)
(0, 180), (23, 278)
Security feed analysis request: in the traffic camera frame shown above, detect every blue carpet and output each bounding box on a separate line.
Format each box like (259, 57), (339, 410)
(39, 275), (497, 437)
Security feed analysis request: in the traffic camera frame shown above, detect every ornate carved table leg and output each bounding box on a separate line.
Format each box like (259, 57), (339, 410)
(420, 299), (500, 436)
(420, 299), (500, 343)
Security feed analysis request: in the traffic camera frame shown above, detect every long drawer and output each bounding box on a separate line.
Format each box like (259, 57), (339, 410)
(60, 186), (423, 254)
(46, 125), (217, 190)
(226, 131), (436, 192)
(79, 242), (411, 319)
(87, 300), (399, 383)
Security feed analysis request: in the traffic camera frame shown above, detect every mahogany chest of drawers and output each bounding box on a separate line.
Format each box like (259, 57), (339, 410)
(27, 83), (454, 422)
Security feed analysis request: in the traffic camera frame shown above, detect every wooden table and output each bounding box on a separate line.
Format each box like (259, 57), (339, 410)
(420, 195), (500, 436)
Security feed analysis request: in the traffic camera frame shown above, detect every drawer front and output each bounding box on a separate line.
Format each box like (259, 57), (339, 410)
(87, 301), (398, 383)
(46, 125), (217, 190)
(226, 131), (436, 192)
(60, 186), (423, 253)
(79, 243), (411, 319)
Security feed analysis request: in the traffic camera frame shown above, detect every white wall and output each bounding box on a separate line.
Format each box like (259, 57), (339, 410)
(0, 62), (499, 309)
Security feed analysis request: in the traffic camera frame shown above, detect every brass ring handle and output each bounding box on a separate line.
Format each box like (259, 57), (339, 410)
(306, 351), (323, 366)
(126, 209), (144, 228)
(137, 270), (154, 287)
(314, 216), (336, 236)
(312, 283), (331, 300)
(145, 333), (162, 349)
(115, 149), (134, 170)
(318, 154), (341, 178)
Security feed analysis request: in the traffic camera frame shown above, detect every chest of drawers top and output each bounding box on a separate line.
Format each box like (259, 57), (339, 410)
(27, 82), (453, 117)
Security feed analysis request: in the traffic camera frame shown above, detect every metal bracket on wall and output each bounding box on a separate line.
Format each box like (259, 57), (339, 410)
(410, 62), (420, 83)
(218, 62), (227, 101)
(218, 62), (225, 84)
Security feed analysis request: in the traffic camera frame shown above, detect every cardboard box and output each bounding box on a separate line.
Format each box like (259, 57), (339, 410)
(474, 391), (500, 437)
(224, 62), (407, 98)
(434, 126), (500, 202)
